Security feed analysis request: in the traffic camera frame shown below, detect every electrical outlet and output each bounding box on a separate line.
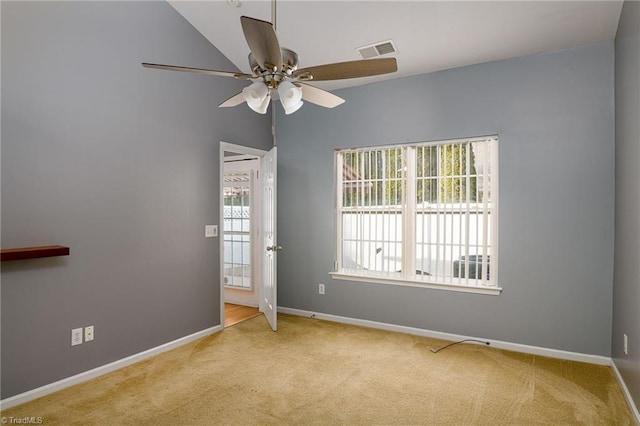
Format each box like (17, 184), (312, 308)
(71, 328), (83, 346)
(319, 283), (325, 295)
(85, 326), (94, 342)
(624, 334), (628, 355)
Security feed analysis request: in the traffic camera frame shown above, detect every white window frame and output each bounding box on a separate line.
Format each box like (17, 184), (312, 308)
(223, 160), (258, 291)
(330, 135), (501, 296)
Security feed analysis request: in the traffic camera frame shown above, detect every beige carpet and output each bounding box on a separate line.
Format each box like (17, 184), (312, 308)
(1, 314), (635, 425)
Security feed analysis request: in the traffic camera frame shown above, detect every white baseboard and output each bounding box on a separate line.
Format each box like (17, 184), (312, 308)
(611, 360), (640, 424)
(224, 299), (259, 308)
(0, 325), (223, 410)
(278, 307), (611, 365)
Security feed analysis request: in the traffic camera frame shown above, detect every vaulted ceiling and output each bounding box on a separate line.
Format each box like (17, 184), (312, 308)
(169, 1), (623, 91)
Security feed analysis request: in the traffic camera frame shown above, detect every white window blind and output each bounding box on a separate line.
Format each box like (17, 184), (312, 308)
(334, 136), (499, 292)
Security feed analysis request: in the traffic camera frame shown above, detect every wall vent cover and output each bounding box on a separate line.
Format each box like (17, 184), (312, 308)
(357, 40), (398, 59)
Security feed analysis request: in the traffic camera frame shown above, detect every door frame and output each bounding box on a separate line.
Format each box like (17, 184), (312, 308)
(219, 142), (270, 328)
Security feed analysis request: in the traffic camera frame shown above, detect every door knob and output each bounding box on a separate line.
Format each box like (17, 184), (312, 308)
(266, 245), (283, 252)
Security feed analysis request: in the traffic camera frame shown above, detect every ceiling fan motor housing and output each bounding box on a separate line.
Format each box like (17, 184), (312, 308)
(248, 47), (299, 86)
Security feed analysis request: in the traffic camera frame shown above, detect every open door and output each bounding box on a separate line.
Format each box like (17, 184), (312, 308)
(220, 142), (277, 331)
(261, 147), (278, 331)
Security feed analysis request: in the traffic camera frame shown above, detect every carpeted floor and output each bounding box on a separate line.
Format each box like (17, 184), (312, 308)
(1, 314), (635, 425)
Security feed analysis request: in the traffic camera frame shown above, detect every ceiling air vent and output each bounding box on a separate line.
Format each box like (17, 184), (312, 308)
(357, 40), (398, 59)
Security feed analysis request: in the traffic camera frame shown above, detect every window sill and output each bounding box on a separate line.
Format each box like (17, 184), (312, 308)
(329, 271), (502, 296)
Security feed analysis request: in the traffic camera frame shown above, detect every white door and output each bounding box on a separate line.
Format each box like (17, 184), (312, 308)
(261, 147), (278, 331)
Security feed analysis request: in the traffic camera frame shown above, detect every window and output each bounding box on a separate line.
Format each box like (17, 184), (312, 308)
(332, 136), (499, 294)
(223, 170), (253, 290)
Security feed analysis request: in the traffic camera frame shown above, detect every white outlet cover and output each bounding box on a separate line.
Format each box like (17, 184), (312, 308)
(205, 225), (218, 238)
(85, 326), (94, 342)
(71, 328), (83, 346)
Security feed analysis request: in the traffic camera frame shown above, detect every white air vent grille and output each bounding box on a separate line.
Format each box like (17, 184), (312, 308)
(358, 46), (379, 59)
(357, 40), (398, 59)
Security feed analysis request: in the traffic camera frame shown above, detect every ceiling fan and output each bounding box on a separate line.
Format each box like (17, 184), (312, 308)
(142, 12), (397, 115)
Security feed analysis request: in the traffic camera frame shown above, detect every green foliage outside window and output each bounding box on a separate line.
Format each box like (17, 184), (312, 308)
(437, 143), (478, 204)
(342, 142), (479, 207)
(342, 149), (403, 207)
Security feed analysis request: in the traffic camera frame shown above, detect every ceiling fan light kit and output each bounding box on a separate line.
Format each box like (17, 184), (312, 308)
(142, 14), (397, 115)
(277, 81), (303, 115)
(243, 81), (271, 114)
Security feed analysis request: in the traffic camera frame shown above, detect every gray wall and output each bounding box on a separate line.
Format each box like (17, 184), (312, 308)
(613, 0), (640, 409)
(1, 1), (271, 398)
(276, 41), (615, 356)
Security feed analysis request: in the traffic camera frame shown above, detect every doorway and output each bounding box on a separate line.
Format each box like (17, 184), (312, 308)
(219, 142), (278, 331)
(223, 155), (260, 325)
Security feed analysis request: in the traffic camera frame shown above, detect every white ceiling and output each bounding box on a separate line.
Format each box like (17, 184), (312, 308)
(169, 0), (623, 91)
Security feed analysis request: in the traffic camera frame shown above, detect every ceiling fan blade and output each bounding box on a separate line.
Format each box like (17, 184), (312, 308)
(142, 63), (252, 80)
(296, 83), (345, 108)
(240, 16), (282, 71)
(219, 92), (246, 108)
(293, 58), (397, 81)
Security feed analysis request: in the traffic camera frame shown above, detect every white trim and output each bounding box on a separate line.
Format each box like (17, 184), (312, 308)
(220, 141), (269, 159)
(330, 271), (502, 296)
(223, 154), (259, 163)
(611, 360), (640, 424)
(277, 307), (609, 365)
(334, 134), (500, 154)
(0, 325), (222, 410)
